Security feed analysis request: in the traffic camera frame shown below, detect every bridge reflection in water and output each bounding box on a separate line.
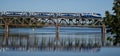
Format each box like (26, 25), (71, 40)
(0, 28), (101, 52)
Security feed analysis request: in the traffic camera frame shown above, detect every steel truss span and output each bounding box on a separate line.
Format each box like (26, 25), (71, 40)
(0, 11), (103, 27)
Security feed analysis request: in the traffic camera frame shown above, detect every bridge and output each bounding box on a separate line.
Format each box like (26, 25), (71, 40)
(0, 12), (106, 49)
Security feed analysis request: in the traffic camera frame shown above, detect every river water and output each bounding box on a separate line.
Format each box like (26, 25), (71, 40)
(0, 27), (103, 45)
(0, 47), (120, 56)
(2, 27), (103, 38)
(0, 27), (120, 56)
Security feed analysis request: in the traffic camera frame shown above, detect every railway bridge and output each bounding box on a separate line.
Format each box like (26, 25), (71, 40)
(0, 12), (106, 47)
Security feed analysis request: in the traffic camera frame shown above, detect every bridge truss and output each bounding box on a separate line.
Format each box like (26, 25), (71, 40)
(0, 12), (106, 46)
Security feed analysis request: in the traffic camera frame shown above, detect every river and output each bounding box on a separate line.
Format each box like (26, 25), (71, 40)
(0, 27), (120, 56)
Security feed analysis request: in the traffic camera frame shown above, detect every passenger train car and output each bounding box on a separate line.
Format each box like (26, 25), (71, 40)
(81, 13), (101, 18)
(0, 11), (102, 18)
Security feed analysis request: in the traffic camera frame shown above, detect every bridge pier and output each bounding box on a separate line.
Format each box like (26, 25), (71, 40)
(55, 18), (59, 41)
(5, 18), (9, 46)
(101, 24), (106, 46)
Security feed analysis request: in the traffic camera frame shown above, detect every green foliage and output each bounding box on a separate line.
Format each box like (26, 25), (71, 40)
(104, 0), (120, 45)
(107, 37), (113, 42)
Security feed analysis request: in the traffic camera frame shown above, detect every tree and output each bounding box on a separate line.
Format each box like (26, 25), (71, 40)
(107, 37), (113, 46)
(103, 0), (120, 45)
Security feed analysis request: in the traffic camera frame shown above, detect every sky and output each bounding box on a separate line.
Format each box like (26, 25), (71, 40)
(0, 0), (113, 17)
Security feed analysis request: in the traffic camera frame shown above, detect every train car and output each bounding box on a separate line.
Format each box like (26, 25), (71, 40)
(57, 13), (81, 18)
(4, 11), (23, 16)
(81, 13), (101, 18)
(28, 12), (55, 17)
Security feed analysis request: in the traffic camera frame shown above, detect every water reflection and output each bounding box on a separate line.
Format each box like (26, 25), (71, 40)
(0, 33), (101, 52)
(0, 27), (102, 52)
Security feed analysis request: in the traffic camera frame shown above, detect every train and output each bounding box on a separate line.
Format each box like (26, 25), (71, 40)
(0, 11), (102, 18)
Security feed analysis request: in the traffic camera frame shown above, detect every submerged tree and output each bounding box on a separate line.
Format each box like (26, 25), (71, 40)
(103, 0), (120, 45)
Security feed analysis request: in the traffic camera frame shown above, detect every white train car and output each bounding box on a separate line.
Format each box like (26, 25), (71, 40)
(81, 13), (101, 18)
(5, 11), (23, 16)
(28, 12), (55, 17)
(1, 11), (30, 17)
(57, 13), (81, 18)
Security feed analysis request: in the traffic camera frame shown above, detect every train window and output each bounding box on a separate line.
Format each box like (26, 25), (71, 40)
(61, 13), (69, 16)
(61, 13), (77, 17)
(41, 13), (48, 16)
(41, 13), (54, 17)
